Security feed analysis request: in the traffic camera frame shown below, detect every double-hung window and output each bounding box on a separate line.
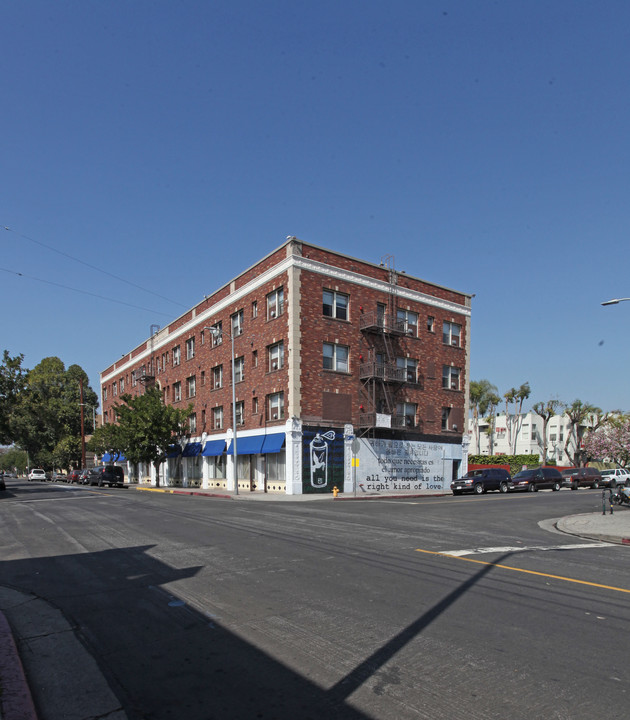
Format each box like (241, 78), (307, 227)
(267, 288), (284, 319)
(397, 357), (418, 383)
(187, 375), (196, 399)
(442, 366), (461, 390)
(234, 356), (244, 383)
(396, 402), (417, 428)
(173, 382), (182, 402)
(173, 345), (181, 366)
(235, 401), (244, 426)
(189, 413), (197, 433)
(397, 309), (418, 336)
(212, 365), (223, 389)
(443, 321), (461, 347)
(213, 406), (223, 429)
(210, 322), (223, 347)
(268, 392), (285, 421)
(323, 342), (349, 373)
(186, 337), (195, 360)
(231, 310), (244, 336)
(268, 341), (284, 372)
(323, 290), (348, 320)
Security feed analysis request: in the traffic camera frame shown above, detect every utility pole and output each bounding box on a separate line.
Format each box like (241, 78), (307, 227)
(80, 378), (86, 468)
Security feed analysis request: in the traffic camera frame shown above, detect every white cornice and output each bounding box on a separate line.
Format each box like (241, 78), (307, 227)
(101, 254), (469, 383)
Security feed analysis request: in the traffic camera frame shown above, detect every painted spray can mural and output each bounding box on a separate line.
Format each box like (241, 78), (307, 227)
(302, 427), (344, 493)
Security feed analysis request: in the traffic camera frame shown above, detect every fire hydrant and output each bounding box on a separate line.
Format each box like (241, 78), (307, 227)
(333, 485), (339, 498)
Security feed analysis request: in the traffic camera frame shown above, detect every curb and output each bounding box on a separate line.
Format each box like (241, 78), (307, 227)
(0, 611), (38, 720)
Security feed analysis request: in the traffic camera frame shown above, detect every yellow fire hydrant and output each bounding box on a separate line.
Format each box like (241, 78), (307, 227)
(333, 485), (339, 498)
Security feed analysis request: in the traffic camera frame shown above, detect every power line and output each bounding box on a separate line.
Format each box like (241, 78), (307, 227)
(3, 225), (187, 309)
(0, 266), (175, 317)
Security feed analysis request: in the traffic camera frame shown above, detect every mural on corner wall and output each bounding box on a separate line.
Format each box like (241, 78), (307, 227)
(302, 427), (344, 494)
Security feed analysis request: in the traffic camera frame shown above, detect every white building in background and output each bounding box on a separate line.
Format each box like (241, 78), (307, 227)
(468, 412), (592, 465)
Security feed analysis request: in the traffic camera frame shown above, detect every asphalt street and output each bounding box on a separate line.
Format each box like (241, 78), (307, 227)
(1, 479), (629, 720)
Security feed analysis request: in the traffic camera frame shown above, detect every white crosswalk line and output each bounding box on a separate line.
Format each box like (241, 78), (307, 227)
(443, 543), (611, 556)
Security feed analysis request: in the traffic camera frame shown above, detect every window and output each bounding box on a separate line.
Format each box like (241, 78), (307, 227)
(173, 382), (182, 402)
(234, 356), (244, 383)
(112, 381), (117, 397)
(252, 300), (258, 318)
(173, 345), (181, 366)
(103, 387), (108, 401)
(397, 402), (417, 428)
(213, 406), (223, 429)
(211, 322), (223, 347)
(268, 341), (285, 372)
(397, 357), (417, 383)
(235, 401), (244, 426)
(323, 342), (349, 373)
(186, 337), (195, 360)
(441, 407), (451, 431)
(267, 288), (284, 319)
(323, 290), (348, 320)
(231, 310), (244, 336)
(189, 413), (197, 433)
(397, 309), (418, 336)
(427, 316), (435, 332)
(268, 392), (285, 421)
(200, 371), (205, 386)
(442, 366), (461, 391)
(252, 349), (258, 367)
(443, 321), (461, 347)
(252, 397), (258, 414)
(187, 375), (196, 399)
(213, 365), (223, 389)
(200, 330), (205, 345)
(120, 377), (125, 392)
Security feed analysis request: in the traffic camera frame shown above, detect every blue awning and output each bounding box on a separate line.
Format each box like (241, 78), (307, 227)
(182, 442), (202, 457)
(201, 439), (226, 457)
(167, 445), (182, 458)
(261, 433), (285, 453)
(102, 452), (126, 462)
(226, 435), (264, 455)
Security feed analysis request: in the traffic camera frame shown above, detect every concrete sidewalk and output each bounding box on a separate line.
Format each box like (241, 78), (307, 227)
(555, 507), (630, 545)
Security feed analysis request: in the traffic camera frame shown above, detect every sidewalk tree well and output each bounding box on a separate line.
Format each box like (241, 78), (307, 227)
(113, 388), (192, 487)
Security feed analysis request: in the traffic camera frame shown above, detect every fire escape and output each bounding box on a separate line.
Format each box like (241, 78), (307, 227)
(357, 256), (419, 437)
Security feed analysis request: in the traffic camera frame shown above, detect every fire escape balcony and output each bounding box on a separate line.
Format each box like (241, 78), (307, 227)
(359, 310), (407, 335)
(359, 361), (407, 383)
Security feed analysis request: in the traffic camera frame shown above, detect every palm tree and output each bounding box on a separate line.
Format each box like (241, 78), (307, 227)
(469, 380), (498, 453)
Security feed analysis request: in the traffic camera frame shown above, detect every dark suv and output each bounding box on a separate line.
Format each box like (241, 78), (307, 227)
(451, 468), (512, 495)
(561, 467), (603, 490)
(86, 465), (124, 488)
(511, 467), (563, 492)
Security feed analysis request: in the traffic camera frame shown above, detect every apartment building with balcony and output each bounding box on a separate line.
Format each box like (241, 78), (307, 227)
(100, 238), (472, 495)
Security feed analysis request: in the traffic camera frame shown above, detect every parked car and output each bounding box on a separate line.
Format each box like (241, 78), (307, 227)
(561, 467), (603, 490)
(510, 467), (563, 492)
(86, 465), (125, 488)
(600, 469), (630, 487)
(78, 468), (92, 485)
(51, 472), (66, 482)
(451, 468), (512, 495)
(28, 469), (47, 482)
(67, 469), (81, 484)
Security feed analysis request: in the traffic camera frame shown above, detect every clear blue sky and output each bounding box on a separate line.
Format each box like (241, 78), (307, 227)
(2, 1), (629, 413)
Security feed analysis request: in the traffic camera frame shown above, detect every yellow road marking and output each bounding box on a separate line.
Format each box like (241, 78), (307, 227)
(415, 548), (630, 594)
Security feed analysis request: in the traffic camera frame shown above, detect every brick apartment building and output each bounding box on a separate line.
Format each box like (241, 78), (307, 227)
(100, 237), (472, 495)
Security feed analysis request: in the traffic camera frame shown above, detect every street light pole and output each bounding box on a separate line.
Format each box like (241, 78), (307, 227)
(601, 298), (630, 306)
(205, 326), (239, 495)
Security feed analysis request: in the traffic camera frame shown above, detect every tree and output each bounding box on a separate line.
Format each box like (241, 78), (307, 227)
(52, 436), (82, 471)
(532, 399), (563, 463)
(503, 382), (531, 454)
(113, 388), (192, 487)
(0, 350), (27, 444)
(0, 446), (28, 474)
(562, 400), (605, 467)
(10, 357), (98, 469)
(582, 415), (630, 468)
(469, 380), (499, 453)
(484, 390), (502, 455)
(88, 422), (126, 463)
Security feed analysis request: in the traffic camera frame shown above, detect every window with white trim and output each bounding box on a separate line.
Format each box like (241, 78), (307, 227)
(442, 366), (461, 390)
(443, 321), (461, 347)
(268, 341), (284, 372)
(189, 413), (197, 433)
(396, 357), (418, 383)
(268, 392), (285, 421)
(173, 382), (182, 402)
(186, 337), (195, 360)
(396, 402), (417, 428)
(213, 406), (223, 429)
(173, 345), (181, 366)
(235, 401), (244, 426)
(396, 309), (418, 336)
(187, 375), (196, 399)
(234, 356), (244, 383)
(441, 407), (451, 430)
(323, 290), (348, 320)
(211, 322), (223, 347)
(231, 310), (244, 336)
(267, 288), (284, 320)
(212, 365), (223, 389)
(323, 342), (349, 373)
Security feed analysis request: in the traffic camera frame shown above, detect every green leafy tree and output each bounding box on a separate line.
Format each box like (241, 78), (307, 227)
(532, 399), (563, 463)
(562, 400), (605, 467)
(0, 447), (28, 474)
(10, 357), (98, 469)
(483, 390), (502, 455)
(0, 350), (27, 444)
(52, 436), (82, 470)
(469, 380), (498, 453)
(88, 422), (126, 462)
(114, 388), (192, 487)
